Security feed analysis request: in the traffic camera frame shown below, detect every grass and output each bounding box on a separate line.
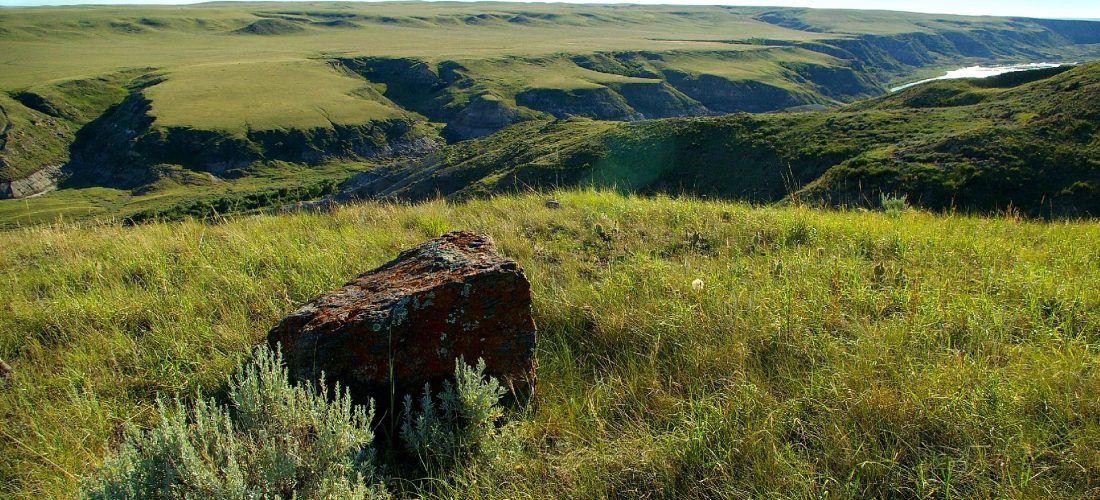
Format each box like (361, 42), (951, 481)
(443, 46), (848, 107)
(6, 60), (1095, 226)
(0, 3), (836, 89)
(753, 8), (1053, 36)
(145, 59), (409, 132)
(0, 70), (138, 182)
(647, 47), (838, 88)
(1, 189), (1098, 497)
(0, 2), (1068, 91)
(457, 56), (657, 94)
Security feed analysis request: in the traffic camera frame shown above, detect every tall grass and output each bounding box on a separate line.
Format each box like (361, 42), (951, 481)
(1, 190), (1098, 498)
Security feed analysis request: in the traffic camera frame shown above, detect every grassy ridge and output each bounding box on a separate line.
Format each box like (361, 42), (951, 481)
(0, 3), (857, 88)
(2, 190), (1099, 497)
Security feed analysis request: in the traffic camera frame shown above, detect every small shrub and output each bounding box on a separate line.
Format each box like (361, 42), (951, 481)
(400, 357), (506, 473)
(880, 193), (910, 216)
(83, 345), (387, 499)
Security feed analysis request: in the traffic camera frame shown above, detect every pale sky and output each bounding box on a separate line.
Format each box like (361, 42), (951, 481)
(0, 0), (1097, 20)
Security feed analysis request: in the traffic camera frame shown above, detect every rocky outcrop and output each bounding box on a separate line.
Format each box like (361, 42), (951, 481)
(0, 164), (62, 199)
(268, 231), (537, 405)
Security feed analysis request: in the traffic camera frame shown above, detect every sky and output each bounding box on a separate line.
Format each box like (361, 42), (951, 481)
(0, 0), (1097, 20)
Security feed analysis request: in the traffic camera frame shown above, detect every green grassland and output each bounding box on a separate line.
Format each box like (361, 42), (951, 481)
(145, 60), (410, 132)
(0, 1), (847, 140)
(2, 190), (1099, 497)
(0, 3), (848, 88)
(2, 4), (1099, 498)
(648, 47), (834, 83)
(753, 8), (1040, 35)
(0, 69), (142, 182)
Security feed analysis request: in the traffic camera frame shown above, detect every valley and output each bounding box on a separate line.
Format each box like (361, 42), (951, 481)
(1, 2), (1099, 224)
(330, 62), (1098, 218)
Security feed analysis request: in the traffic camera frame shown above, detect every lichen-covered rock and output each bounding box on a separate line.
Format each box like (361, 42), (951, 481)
(268, 231), (536, 405)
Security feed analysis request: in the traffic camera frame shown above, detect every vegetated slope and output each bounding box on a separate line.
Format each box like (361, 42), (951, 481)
(801, 63), (1100, 213)
(2, 191), (1099, 498)
(60, 65), (441, 192)
(0, 70), (140, 189)
(0, 161), (369, 229)
(0, 2), (1097, 200)
(0, 63), (438, 198)
(346, 62), (1100, 217)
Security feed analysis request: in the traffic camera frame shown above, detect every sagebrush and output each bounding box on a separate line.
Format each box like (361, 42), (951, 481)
(82, 345), (386, 499)
(400, 357), (507, 473)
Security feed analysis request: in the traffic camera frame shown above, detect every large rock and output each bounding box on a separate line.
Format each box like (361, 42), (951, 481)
(268, 231), (536, 405)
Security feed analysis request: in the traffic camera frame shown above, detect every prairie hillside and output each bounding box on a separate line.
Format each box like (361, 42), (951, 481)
(2, 191), (1099, 497)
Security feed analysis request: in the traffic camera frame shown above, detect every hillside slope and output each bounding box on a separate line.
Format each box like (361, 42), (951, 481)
(2, 191), (1098, 497)
(0, 2), (1098, 199)
(337, 61), (1100, 217)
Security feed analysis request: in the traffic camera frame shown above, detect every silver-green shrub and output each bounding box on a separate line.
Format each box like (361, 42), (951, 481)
(880, 193), (910, 216)
(83, 345), (387, 499)
(400, 357), (506, 473)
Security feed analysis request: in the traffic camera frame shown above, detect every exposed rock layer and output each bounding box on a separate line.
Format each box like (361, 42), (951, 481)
(0, 165), (61, 199)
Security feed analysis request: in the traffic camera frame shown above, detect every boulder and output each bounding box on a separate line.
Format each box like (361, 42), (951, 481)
(268, 231), (536, 406)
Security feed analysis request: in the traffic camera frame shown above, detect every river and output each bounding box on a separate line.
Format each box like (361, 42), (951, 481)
(890, 63), (1070, 92)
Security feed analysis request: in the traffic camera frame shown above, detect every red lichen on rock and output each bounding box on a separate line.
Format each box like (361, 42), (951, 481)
(268, 231), (536, 405)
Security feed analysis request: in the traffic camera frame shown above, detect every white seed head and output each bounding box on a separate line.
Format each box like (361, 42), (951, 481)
(692, 278), (705, 291)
